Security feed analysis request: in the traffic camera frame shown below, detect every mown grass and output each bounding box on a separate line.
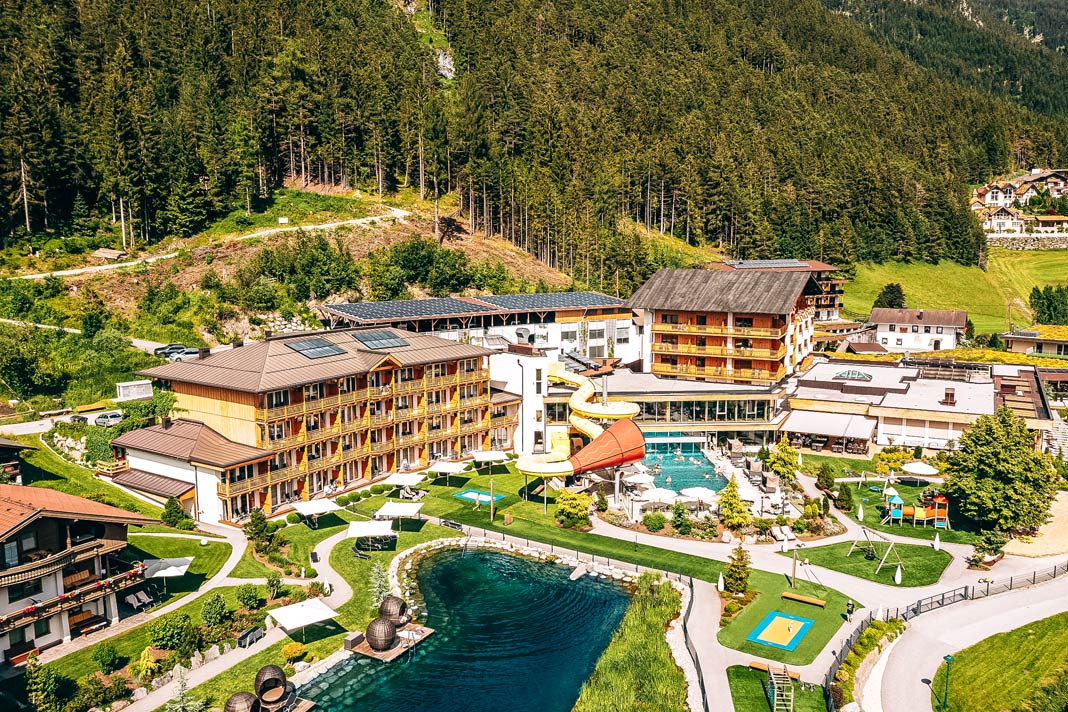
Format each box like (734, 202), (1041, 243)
(230, 510), (361, 578)
(931, 611), (1068, 712)
(784, 541), (952, 587)
(19, 436), (162, 518)
(573, 574), (687, 712)
(727, 666), (826, 712)
(122, 536), (232, 606)
(844, 481), (980, 545)
(198, 189), (369, 240)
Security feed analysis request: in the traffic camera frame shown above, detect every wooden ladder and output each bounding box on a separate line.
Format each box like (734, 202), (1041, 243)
(768, 666), (794, 712)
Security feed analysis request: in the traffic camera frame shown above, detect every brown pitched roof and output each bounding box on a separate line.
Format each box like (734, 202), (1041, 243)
(708, 259), (841, 272)
(112, 469), (194, 499)
(112, 419), (273, 468)
(138, 328), (493, 393)
(626, 269), (816, 315)
(490, 390), (523, 405)
(868, 308), (967, 328)
(0, 484), (155, 538)
(846, 342), (888, 354)
(0, 437), (33, 451)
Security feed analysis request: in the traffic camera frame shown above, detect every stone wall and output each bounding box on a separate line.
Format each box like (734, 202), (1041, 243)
(986, 234), (1068, 249)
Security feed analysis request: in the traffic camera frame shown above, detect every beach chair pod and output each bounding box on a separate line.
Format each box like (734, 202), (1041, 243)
(366, 616), (397, 651)
(254, 665), (287, 702)
(379, 595), (410, 627)
(224, 692), (261, 712)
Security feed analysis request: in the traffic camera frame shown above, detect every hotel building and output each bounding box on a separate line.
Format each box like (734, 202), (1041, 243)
(708, 259), (847, 322)
(626, 268), (819, 386)
(134, 328), (507, 523)
(0, 487), (153, 663)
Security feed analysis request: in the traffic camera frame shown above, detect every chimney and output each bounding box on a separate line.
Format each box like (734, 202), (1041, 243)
(161, 416), (172, 429)
(198, 347), (211, 359)
(941, 388), (956, 406)
(918, 309), (924, 320)
(264, 330), (273, 339)
(233, 339), (243, 348)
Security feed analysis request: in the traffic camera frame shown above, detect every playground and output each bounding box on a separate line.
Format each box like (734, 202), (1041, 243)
(727, 666), (826, 712)
(788, 540), (952, 587)
(846, 481), (979, 544)
(745, 611), (815, 652)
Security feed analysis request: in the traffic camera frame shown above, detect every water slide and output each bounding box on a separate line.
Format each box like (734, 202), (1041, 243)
(516, 362), (645, 479)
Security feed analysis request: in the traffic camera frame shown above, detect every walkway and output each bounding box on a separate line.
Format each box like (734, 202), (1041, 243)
(18, 207), (410, 281)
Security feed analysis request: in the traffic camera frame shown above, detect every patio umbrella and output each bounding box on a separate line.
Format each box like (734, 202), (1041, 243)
(642, 487), (680, 505)
(902, 461), (939, 477)
(143, 557), (193, 593)
(680, 487), (719, 506)
(883, 486), (899, 498)
(623, 473), (655, 485)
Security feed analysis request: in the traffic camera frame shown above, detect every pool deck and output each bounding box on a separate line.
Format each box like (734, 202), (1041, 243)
(350, 623), (436, 663)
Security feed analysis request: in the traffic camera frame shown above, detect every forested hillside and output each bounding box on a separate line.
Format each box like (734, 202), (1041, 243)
(974, 0), (1068, 53)
(2, 0), (1067, 294)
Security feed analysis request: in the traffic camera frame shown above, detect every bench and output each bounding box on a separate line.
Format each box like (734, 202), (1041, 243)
(781, 591), (827, 608)
(748, 661), (801, 681)
(440, 519), (464, 532)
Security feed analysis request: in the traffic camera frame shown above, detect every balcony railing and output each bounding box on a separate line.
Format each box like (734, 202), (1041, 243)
(369, 440), (393, 454)
(650, 342), (786, 360)
(425, 374), (458, 388)
(0, 561), (145, 635)
(0, 540), (105, 588)
(457, 369), (489, 384)
(650, 362), (786, 384)
(490, 414), (519, 428)
(369, 412), (394, 426)
(650, 322), (786, 338)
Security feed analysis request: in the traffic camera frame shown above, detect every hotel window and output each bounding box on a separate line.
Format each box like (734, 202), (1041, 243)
(535, 369), (543, 395)
(562, 328), (577, 342)
(396, 396), (411, 411)
(881, 338), (888, 345)
(427, 363), (446, 378)
(924, 326), (931, 333)
(535, 409), (543, 423)
(888, 324), (896, 332)
(229, 464), (254, 484)
(304, 383), (323, 401)
(339, 376), (358, 393)
(306, 413), (322, 432)
(734, 317), (753, 328)
(396, 367), (414, 382)
(696, 315), (707, 326)
(461, 359), (479, 373)
(1036, 343), (1044, 353)
(1058, 345), (1068, 356)
(896, 338), (903, 346)
(265, 390), (290, 409)
(34, 619), (50, 638)
(589, 328), (605, 341)
(270, 453), (289, 471)
(9, 626), (27, 647)
(936, 327), (943, 334)
(307, 443), (323, 461)
(428, 416), (443, 432)
(267, 422), (290, 442)
(368, 372), (383, 388)
(589, 345), (605, 358)
(911, 325), (919, 333)
(616, 327), (630, 344)
(8, 578), (42, 603)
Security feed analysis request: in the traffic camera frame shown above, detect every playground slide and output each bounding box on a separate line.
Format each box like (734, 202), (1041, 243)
(515, 362), (644, 478)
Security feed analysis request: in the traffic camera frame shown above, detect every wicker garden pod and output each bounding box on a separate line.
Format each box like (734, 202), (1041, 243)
(378, 595), (410, 626)
(254, 664), (287, 699)
(366, 616), (397, 651)
(224, 692), (261, 712)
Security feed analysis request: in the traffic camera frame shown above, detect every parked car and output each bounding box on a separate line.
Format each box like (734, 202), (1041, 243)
(69, 414), (88, 425)
(168, 348), (201, 362)
(153, 343), (188, 357)
(94, 411), (123, 427)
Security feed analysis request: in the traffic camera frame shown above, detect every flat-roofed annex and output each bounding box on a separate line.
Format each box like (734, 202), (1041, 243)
(138, 327), (493, 394)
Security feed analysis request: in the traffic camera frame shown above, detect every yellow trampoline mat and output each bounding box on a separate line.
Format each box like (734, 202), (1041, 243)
(757, 615), (804, 646)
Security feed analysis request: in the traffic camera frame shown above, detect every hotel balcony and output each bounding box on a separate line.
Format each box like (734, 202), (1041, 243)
(650, 342), (786, 360)
(0, 559), (144, 636)
(650, 322), (787, 339)
(650, 362), (786, 384)
(0, 539), (111, 588)
(490, 414), (519, 428)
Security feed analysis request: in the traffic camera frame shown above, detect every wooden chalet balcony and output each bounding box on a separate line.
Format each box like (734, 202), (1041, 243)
(393, 406), (424, 422)
(650, 362), (786, 384)
(392, 379), (422, 395)
(425, 402), (448, 414)
(395, 433), (420, 447)
(218, 469), (274, 497)
(369, 440), (394, 454)
(260, 390), (368, 421)
(0, 540), (106, 588)
(367, 385), (393, 399)
(490, 414), (519, 428)
(458, 420), (485, 435)
(650, 342), (786, 360)
(369, 412), (394, 426)
(457, 369), (489, 385)
(0, 561), (145, 635)
(425, 374), (458, 388)
(650, 322), (787, 339)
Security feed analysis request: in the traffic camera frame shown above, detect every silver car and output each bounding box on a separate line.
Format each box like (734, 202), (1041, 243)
(169, 348), (202, 362)
(94, 411), (123, 427)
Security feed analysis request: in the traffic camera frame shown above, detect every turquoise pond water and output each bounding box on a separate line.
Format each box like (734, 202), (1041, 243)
(644, 439), (729, 493)
(303, 550), (630, 712)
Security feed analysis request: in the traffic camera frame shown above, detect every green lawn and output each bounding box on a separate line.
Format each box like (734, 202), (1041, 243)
(352, 468), (852, 665)
(189, 523), (460, 707)
(19, 437), (162, 519)
(845, 482), (980, 545)
(229, 543), (274, 578)
(129, 524), (224, 538)
(122, 536), (231, 606)
(230, 510), (360, 578)
(198, 189), (369, 241)
(801, 453), (877, 477)
(784, 541), (952, 587)
(727, 666), (826, 712)
(846, 248), (1068, 334)
(931, 611), (1068, 712)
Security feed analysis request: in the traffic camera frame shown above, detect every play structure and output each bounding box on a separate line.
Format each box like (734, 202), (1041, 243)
(515, 362), (645, 485)
(748, 662), (800, 712)
(847, 526), (904, 576)
(880, 490), (950, 529)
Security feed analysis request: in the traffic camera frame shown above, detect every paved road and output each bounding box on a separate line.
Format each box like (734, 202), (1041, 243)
(0, 317), (168, 354)
(19, 207), (410, 280)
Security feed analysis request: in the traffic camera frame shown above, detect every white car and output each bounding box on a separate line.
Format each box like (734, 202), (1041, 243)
(169, 348), (202, 362)
(94, 411), (123, 427)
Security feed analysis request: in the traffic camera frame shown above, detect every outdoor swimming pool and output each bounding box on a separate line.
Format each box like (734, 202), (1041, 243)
(453, 488), (504, 504)
(644, 437), (729, 493)
(303, 550), (630, 712)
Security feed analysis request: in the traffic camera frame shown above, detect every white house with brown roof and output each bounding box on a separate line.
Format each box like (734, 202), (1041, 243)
(869, 308), (967, 353)
(109, 418), (274, 525)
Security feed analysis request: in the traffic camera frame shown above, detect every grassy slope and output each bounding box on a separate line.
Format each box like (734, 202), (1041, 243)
(784, 541), (952, 587)
(19, 437), (162, 519)
(846, 247), (1068, 333)
(727, 666), (826, 712)
(351, 469), (853, 665)
(931, 611), (1068, 712)
(230, 510), (363, 578)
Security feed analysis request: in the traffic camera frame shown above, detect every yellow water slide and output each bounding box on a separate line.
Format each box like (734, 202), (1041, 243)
(515, 362), (643, 478)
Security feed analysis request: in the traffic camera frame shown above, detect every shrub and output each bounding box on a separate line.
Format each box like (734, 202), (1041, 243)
(972, 530), (1009, 564)
(336, 494), (350, 506)
(595, 491), (608, 512)
(150, 613), (193, 651)
(161, 497), (186, 527)
(369, 561), (390, 608)
(835, 485), (855, 512)
(129, 647), (159, 683)
(555, 491), (593, 529)
(643, 512), (667, 532)
(281, 642), (307, 662)
(177, 518), (195, 531)
(201, 592), (228, 629)
(286, 512), (302, 524)
(360, 490), (372, 499)
(913, 445), (924, 459)
(236, 584), (261, 610)
(753, 518), (774, 537)
(306, 581), (326, 597)
(267, 572), (283, 601)
(370, 484), (389, 494)
(723, 544), (751, 594)
(791, 519), (806, 534)
(670, 502), (692, 535)
(92, 641), (120, 674)
(717, 477), (751, 530)
(816, 463), (836, 491)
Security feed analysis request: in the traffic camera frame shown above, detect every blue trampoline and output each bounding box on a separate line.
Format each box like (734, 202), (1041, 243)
(454, 489), (504, 504)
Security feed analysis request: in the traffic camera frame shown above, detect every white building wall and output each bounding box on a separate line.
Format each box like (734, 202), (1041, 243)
(124, 450), (225, 524)
(488, 352), (550, 455)
(875, 326), (959, 353)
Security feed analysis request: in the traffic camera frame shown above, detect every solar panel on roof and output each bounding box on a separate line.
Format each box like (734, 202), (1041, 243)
(330, 297), (497, 322)
(353, 330), (410, 350)
(285, 337), (346, 359)
(725, 259), (810, 269)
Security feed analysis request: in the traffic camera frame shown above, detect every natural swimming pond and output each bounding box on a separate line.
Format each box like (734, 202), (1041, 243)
(303, 549), (630, 712)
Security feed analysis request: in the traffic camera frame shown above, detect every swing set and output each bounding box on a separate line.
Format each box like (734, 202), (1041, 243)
(846, 526), (904, 576)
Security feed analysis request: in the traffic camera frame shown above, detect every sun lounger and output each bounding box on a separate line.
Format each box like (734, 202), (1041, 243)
(125, 594), (145, 611)
(771, 527), (786, 542)
(135, 590), (154, 607)
(784, 526), (797, 541)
